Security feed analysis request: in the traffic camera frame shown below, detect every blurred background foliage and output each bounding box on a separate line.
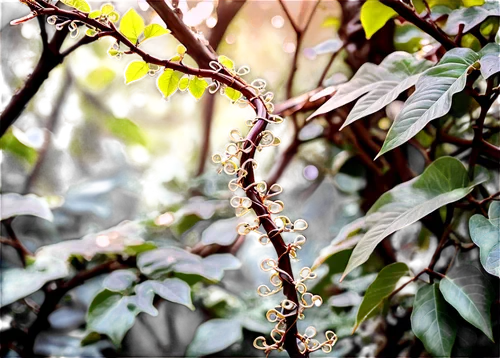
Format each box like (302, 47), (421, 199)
(0, 0), (499, 357)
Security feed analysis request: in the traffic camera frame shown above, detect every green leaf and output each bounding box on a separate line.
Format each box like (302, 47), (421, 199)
(312, 217), (366, 270)
(178, 76), (190, 91)
(0, 128), (38, 165)
(201, 217), (239, 246)
(343, 59), (433, 128)
(360, 0), (397, 39)
(157, 69), (183, 98)
(0, 257), (68, 307)
(218, 55), (234, 70)
(378, 47), (483, 157)
(103, 270), (137, 292)
(86, 289), (147, 346)
(119, 8), (145, 44)
(308, 52), (430, 122)
(342, 157), (487, 279)
(239, 307), (272, 333)
(141, 278), (194, 310)
(439, 265), (494, 341)
(224, 87), (242, 102)
(353, 262), (409, 332)
(137, 247), (240, 281)
(0, 193), (53, 221)
(124, 61), (149, 84)
(411, 284), (457, 358)
(188, 76), (209, 100)
(469, 207), (500, 277)
(86, 67), (115, 90)
(394, 24), (425, 53)
(60, 0), (91, 12)
(202, 254), (241, 281)
(143, 24), (170, 40)
(443, 0), (500, 35)
(105, 117), (148, 147)
(187, 319), (242, 356)
(478, 43), (500, 79)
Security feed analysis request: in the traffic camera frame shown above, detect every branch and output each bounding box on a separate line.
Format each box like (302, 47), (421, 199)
(146, 0), (216, 67)
(379, 0), (456, 50)
(1, 7), (99, 138)
(2, 219), (33, 267)
(277, 0), (301, 35)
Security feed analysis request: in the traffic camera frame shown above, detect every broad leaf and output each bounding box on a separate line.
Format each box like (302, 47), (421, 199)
(239, 307), (272, 333)
(188, 76), (209, 100)
(411, 284), (457, 358)
(342, 157), (487, 279)
(119, 8), (145, 44)
(439, 265), (494, 341)
(137, 247), (240, 281)
(143, 24), (170, 40)
(479, 53), (500, 79)
(186, 319), (242, 356)
(201, 217), (239, 246)
(378, 48), (483, 157)
(201, 254), (241, 280)
(0, 257), (68, 307)
(157, 69), (183, 98)
(308, 52), (428, 121)
(469, 204), (500, 277)
(0, 128), (38, 165)
(105, 117), (147, 147)
(140, 278), (194, 310)
(86, 289), (151, 346)
(343, 58), (433, 128)
(360, 0), (397, 39)
(312, 217), (366, 270)
(0, 193), (53, 221)
(124, 61), (149, 84)
(103, 270), (137, 292)
(443, 0), (500, 35)
(353, 262), (409, 332)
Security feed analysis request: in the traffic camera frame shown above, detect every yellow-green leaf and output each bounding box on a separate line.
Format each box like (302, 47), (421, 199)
(177, 44), (187, 55)
(124, 61), (149, 84)
(157, 69), (183, 98)
(360, 0), (397, 39)
(225, 87), (241, 102)
(218, 55), (234, 70)
(60, 0), (91, 12)
(188, 76), (208, 100)
(89, 10), (101, 19)
(101, 3), (114, 15)
(144, 24), (170, 40)
(108, 11), (120, 23)
(178, 76), (190, 91)
(120, 8), (145, 44)
(85, 28), (98, 37)
(463, 0), (485, 6)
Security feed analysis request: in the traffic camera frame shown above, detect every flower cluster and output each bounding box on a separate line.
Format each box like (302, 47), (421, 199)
(211, 59), (337, 356)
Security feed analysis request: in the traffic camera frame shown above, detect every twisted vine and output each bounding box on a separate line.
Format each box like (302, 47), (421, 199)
(10, 1), (337, 356)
